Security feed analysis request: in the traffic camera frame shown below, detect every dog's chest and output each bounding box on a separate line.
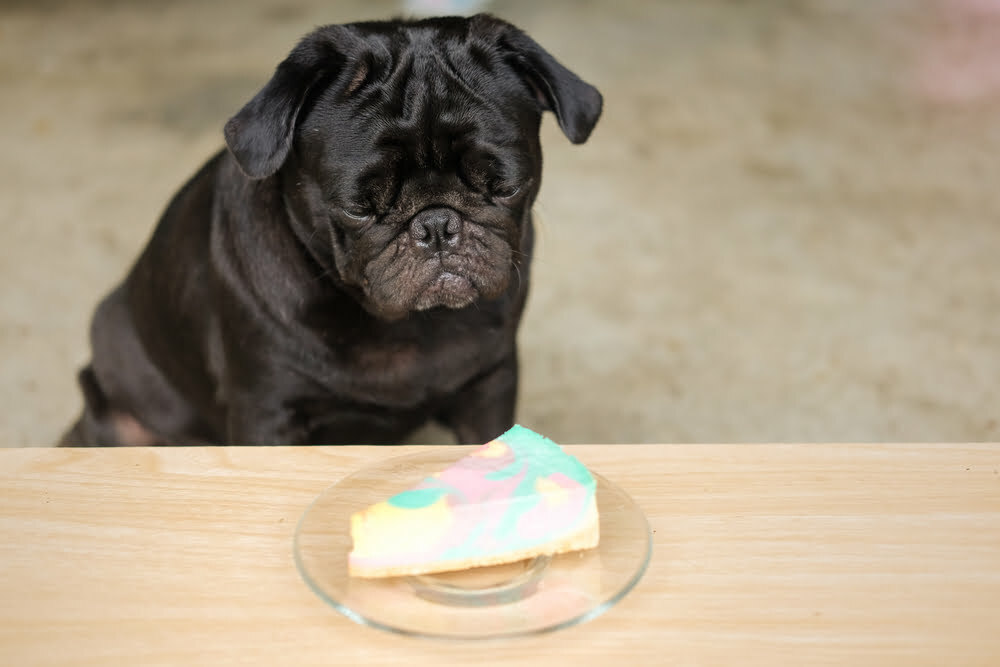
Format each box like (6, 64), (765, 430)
(328, 325), (506, 407)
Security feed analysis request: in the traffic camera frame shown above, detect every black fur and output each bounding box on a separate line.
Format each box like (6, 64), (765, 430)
(61, 15), (601, 446)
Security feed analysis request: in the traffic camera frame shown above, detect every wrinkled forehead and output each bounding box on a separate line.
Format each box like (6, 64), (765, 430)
(357, 24), (527, 113)
(304, 28), (538, 164)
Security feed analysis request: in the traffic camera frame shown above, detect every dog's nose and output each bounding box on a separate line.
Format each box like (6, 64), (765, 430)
(410, 207), (462, 252)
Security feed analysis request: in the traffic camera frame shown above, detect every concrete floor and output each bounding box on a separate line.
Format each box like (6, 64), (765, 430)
(2, 0), (999, 445)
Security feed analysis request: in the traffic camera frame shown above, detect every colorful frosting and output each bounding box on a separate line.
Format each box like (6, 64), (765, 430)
(349, 425), (598, 577)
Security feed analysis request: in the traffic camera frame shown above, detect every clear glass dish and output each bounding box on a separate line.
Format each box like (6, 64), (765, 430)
(294, 448), (651, 640)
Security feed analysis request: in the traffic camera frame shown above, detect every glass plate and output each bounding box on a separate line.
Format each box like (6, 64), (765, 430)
(294, 448), (652, 640)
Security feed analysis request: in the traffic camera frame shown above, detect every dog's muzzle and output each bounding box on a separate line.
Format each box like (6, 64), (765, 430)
(408, 207), (478, 311)
(410, 207), (463, 254)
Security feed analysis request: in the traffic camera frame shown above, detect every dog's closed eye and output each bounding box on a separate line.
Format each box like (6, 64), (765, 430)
(493, 184), (521, 200)
(342, 206), (375, 222)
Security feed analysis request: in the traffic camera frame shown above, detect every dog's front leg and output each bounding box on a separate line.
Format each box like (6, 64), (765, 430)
(225, 396), (309, 446)
(439, 351), (519, 445)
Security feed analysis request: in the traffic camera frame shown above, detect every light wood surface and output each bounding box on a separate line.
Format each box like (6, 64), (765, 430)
(1, 444), (999, 665)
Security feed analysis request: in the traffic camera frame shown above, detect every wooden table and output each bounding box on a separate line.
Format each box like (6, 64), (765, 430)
(1, 444), (998, 665)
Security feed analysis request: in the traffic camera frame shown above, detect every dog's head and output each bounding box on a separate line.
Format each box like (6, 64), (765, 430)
(224, 15), (601, 320)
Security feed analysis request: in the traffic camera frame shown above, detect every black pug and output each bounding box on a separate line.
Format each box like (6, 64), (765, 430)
(61, 14), (601, 446)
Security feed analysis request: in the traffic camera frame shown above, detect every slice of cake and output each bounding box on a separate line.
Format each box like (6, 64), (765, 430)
(348, 425), (599, 578)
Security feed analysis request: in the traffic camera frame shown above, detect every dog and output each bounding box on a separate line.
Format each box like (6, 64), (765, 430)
(60, 14), (602, 446)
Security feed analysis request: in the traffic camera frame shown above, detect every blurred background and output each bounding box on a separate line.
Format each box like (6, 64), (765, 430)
(1, 0), (998, 445)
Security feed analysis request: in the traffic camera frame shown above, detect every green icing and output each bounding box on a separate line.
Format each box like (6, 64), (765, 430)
(498, 424), (594, 488)
(387, 486), (447, 509)
(483, 462), (524, 482)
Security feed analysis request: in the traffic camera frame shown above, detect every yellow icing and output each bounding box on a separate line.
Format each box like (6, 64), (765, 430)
(535, 476), (570, 506)
(470, 439), (508, 458)
(350, 496), (452, 560)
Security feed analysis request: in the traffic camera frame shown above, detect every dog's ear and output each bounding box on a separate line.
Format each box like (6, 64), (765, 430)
(224, 25), (356, 180)
(483, 16), (603, 144)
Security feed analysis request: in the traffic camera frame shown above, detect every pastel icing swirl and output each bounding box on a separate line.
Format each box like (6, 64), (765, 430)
(349, 425), (597, 571)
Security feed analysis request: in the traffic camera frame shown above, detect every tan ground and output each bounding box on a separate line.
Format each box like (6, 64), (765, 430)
(2, 0), (998, 445)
